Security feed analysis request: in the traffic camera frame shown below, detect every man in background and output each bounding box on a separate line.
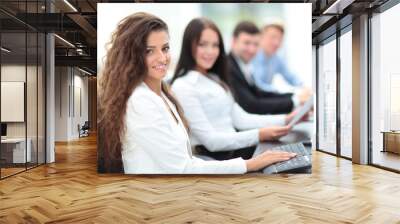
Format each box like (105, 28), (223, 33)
(228, 21), (300, 114)
(251, 22), (311, 108)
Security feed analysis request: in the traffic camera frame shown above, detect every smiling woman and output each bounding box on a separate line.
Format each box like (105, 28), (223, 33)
(97, 12), (188, 173)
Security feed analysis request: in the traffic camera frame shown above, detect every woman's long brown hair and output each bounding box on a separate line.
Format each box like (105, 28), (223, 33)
(98, 12), (188, 173)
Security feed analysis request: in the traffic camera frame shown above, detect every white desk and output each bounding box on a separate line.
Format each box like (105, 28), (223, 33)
(1, 138), (31, 163)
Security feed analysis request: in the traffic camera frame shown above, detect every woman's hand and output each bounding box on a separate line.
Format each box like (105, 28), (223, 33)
(245, 150), (297, 172)
(284, 108), (310, 127)
(259, 125), (291, 141)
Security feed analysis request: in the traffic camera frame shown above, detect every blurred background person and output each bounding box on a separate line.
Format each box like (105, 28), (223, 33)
(252, 22), (311, 106)
(228, 21), (296, 115)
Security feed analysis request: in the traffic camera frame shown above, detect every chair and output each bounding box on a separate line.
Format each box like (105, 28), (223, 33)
(78, 121), (90, 138)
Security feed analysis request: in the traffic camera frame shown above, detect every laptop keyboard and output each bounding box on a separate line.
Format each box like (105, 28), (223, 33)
(262, 143), (312, 174)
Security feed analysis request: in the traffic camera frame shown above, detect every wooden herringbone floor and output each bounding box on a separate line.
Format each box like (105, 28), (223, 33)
(1, 134), (400, 224)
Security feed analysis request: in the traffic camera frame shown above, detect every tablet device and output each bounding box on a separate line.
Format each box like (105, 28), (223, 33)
(288, 96), (314, 127)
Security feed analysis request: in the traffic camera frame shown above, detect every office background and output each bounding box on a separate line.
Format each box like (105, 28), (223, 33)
(1, 1), (399, 178)
(0, 0), (97, 179)
(0, 1), (47, 177)
(1, 1), (400, 222)
(314, 1), (400, 172)
(97, 3), (312, 91)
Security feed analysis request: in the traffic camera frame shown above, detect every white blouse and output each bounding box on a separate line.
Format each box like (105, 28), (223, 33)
(121, 82), (247, 174)
(171, 70), (286, 152)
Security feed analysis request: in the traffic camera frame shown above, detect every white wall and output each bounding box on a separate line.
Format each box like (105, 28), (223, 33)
(54, 67), (89, 141)
(72, 73), (89, 138)
(1, 63), (46, 164)
(1, 65), (26, 141)
(283, 4), (312, 88)
(55, 67), (68, 141)
(1, 65), (34, 138)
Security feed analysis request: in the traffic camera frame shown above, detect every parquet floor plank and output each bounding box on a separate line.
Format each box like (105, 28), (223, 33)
(1, 134), (400, 223)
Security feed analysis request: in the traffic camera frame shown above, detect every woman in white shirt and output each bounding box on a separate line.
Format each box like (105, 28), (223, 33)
(98, 12), (296, 174)
(170, 18), (299, 160)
